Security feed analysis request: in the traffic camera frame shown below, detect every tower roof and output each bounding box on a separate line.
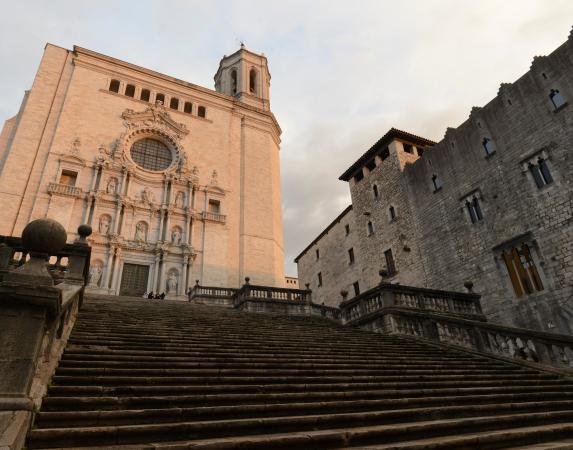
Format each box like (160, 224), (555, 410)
(339, 128), (436, 181)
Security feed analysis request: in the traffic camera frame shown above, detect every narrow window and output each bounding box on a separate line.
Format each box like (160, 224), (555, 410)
(379, 147), (390, 161)
(389, 206), (396, 220)
(549, 89), (566, 110)
(170, 97), (179, 110)
(124, 84), (136, 97)
(184, 101), (193, 114)
(529, 163), (544, 188)
(403, 143), (413, 154)
(198, 106), (206, 118)
(345, 224), (350, 236)
(373, 184), (379, 199)
(482, 137), (494, 156)
(318, 272), (323, 287)
(538, 157), (553, 185)
(208, 199), (221, 214)
(416, 146), (425, 157)
(354, 170), (364, 183)
(432, 174), (441, 192)
(316, 249), (320, 260)
(140, 89), (150, 102)
(501, 243), (544, 298)
(384, 249), (396, 276)
(231, 69), (238, 95)
(353, 281), (360, 296)
(155, 93), (165, 105)
(465, 197), (483, 224)
(59, 170), (77, 186)
(109, 79), (120, 93)
(367, 221), (374, 236)
(365, 159), (376, 171)
(348, 248), (355, 265)
(249, 68), (257, 94)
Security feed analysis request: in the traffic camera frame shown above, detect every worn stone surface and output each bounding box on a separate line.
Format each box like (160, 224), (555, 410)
(297, 30), (573, 334)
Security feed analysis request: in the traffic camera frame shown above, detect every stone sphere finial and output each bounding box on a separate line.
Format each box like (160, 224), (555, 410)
(340, 289), (348, 300)
(22, 218), (67, 257)
(195, 279), (200, 286)
(78, 224), (92, 239)
(305, 283), (310, 290)
(464, 280), (474, 293)
(245, 277), (250, 285)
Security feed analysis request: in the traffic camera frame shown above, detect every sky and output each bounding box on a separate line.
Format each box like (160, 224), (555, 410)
(1, 1), (572, 276)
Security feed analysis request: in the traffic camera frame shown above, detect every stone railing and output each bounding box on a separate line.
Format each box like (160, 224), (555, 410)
(367, 309), (573, 371)
(0, 219), (92, 449)
(340, 283), (484, 325)
(188, 282), (238, 308)
(233, 279), (312, 306)
(47, 182), (83, 197)
(202, 211), (226, 224)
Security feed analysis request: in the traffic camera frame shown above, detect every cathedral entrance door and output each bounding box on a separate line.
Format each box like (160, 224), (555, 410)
(119, 263), (149, 297)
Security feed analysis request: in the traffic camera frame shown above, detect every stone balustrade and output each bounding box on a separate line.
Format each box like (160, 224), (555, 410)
(372, 309), (573, 371)
(202, 211), (226, 223)
(47, 182), (83, 197)
(0, 219), (92, 449)
(340, 282), (484, 325)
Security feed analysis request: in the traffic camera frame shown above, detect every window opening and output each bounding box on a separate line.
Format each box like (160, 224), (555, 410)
(130, 138), (172, 171)
(155, 93), (165, 105)
(373, 184), (379, 199)
(170, 97), (179, 110)
(432, 174), (441, 192)
(109, 79), (120, 93)
(384, 249), (396, 276)
(501, 243), (544, 297)
(466, 197), (483, 223)
(231, 69), (238, 95)
(549, 89), (566, 109)
(482, 137), (494, 156)
(529, 157), (553, 188)
(208, 199), (221, 214)
(249, 68), (257, 94)
(125, 84), (135, 97)
(198, 106), (206, 118)
(59, 170), (77, 186)
(140, 89), (150, 102)
(348, 248), (355, 265)
(318, 272), (323, 287)
(316, 249), (320, 260)
(184, 102), (193, 114)
(345, 224), (350, 236)
(367, 221), (374, 236)
(353, 281), (360, 296)
(389, 206), (396, 220)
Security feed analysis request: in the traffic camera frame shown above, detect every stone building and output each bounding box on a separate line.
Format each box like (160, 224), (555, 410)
(0, 43), (285, 298)
(297, 31), (573, 334)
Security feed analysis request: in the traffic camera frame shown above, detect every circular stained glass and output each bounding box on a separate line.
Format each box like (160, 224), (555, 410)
(130, 138), (173, 171)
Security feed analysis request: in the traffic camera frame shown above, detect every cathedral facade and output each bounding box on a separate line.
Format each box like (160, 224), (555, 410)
(0, 44), (285, 298)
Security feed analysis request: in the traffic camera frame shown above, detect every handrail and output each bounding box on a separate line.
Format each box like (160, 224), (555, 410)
(233, 283), (312, 306)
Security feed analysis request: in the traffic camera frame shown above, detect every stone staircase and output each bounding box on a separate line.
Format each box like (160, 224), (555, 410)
(28, 295), (573, 449)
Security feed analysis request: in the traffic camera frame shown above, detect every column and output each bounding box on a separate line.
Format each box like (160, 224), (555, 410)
(164, 212), (171, 243)
(181, 257), (188, 296)
(152, 254), (160, 293)
(112, 200), (121, 234)
(158, 256), (166, 294)
(184, 214), (191, 245)
(111, 248), (122, 293)
(103, 247), (114, 290)
(186, 257), (193, 294)
(157, 210), (165, 242)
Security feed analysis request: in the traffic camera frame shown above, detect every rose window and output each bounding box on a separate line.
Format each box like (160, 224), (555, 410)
(130, 138), (173, 171)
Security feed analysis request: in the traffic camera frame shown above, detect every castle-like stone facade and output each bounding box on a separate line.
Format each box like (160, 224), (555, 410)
(0, 44), (285, 298)
(297, 30), (573, 335)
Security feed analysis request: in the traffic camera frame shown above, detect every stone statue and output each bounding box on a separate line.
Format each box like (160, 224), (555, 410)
(192, 165), (199, 176)
(107, 177), (117, 194)
(135, 222), (147, 242)
(141, 187), (155, 204)
(171, 228), (182, 245)
(175, 192), (185, 208)
(166, 272), (178, 294)
(178, 152), (188, 173)
(89, 263), (102, 287)
(98, 215), (110, 235)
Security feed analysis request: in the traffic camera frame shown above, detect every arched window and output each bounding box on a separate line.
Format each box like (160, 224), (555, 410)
(432, 174), (441, 192)
(125, 84), (135, 97)
(231, 69), (238, 95)
(155, 93), (165, 105)
(170, 97), (179, 110)
(372, 184), (379, 199)
(367, 221), (374, 236)
(249, 68), (257, 94)
(184, 102), (193, 114)
(198, 106), (206, 118)
(482, 137), (494, 156)
(109, 79), (120, 93)
(140, 89), (150, 102)
(549, 89), (566, 109)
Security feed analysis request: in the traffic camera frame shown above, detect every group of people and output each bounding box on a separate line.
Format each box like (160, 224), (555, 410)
(144, 292), (166, 300)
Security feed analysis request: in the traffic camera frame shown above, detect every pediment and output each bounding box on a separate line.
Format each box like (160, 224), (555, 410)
(122, 103), (189, 137)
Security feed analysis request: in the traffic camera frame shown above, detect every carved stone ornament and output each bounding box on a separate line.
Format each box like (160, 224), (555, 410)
(69, 138), (81, 156)
(118, 105), (190, 175)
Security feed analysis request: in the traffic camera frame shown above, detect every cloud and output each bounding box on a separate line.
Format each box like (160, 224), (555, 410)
(1, 0), (572, 277)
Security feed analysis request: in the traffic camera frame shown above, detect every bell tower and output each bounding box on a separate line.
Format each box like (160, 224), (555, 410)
(214, 43), (271, 110)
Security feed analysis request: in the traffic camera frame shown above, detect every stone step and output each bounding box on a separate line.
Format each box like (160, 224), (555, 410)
(27, 409), (573, 448)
